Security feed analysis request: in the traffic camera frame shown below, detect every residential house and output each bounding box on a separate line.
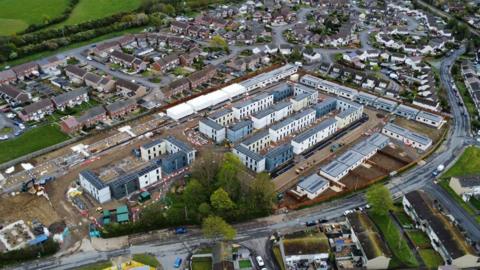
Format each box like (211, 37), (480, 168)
(105, 99), (138, 119)
(77, 106), (107, 128)
(152, 54), (180, 72)
(18, 98), (54, 121)
(448, 176), (480, 201)
(187, 64), (217, 89)
(0, 84), (30, 106)
(51, 88), (89, 111)
(65, 65), (87, 84)
(116, 79), (147, 97)
(12, 62), (39, 80)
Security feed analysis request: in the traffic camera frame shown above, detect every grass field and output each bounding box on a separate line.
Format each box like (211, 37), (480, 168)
(0, 0), (69, 35)
(407, 231), (431, 248)
(56, 0), (140, 27)
(369, 212), (418, 268)
(0, 124), (69, 164)
(191, 257), (212, 270)
(273, 245), (286, 270)
(76, 261), (112, 270)
(418, 249), (444, 269)
(443, 146), (480, 178)
(132, 253), (160, 268)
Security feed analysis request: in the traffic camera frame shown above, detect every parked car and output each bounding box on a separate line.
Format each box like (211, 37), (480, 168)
(175, 227), (187, 234)
(174, 257), (182, 268)
(305, 220), (317, 227)
(256, 256), (265, 267)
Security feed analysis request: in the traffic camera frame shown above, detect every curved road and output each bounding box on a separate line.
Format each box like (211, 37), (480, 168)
(10, 44), (480, 270)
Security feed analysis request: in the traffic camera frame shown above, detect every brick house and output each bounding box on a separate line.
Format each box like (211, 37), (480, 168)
(165, 78), (191, 98)
(0, 84), (30, 106)
(116, 78), (147, 97)
(12, 62), (39, 80)
(152, 54), (180, 72)
(19, 98), (54, 121)
(65, 65), (87, 84)
(77, 106), (107, 128)
(51, 88), (89, 111)
(106, 99), (138, 119)
(187, 64), (217, 89)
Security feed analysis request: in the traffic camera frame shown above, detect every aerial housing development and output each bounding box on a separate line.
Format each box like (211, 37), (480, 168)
(0, 0), (480, 269)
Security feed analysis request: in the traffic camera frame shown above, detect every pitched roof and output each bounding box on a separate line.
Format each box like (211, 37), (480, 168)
(23, 98), (52, 114)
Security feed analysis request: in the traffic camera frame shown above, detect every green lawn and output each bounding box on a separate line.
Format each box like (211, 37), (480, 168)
(443, 146), (480, 178)
(369, 212), (418, 268)
(76, 261), (112, 270)
(418, 249), (444, 269)
(191, 257), (212, 270)
(407, 231), (431, 248)
(0, 0), (69, 35)
(470, 197), (480, 210)
(56, 0), (140, 27)
(47, 100), (101, 122)
(0, 127), (12, 135)
(132, 253), (160, 267)
(0, 124), (69, 164)
(239, 259), (252, 268)
(273, 245), (286, 270)
(393, 209), (414, 228)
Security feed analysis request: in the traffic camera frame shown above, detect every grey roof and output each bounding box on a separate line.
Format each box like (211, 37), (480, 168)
(366, 133), (390, 148)
(337, 107), (358, 119)
(241, 130), (270, 147)
(252, 108), (275, 119)
(23, 98), (52, 114)
(293, 118), (337, 143)
(374, 97), (398, 108)
(321, 160), (349, 178)
(77, 106), (106, 123)
(80, 170), (106, 189)
(116, 78), (142, 91)
(352, 141), (378, 157)
(239, 64), (297, 89)
(105, 98), (137, 113)
(395, 104), (419, 117)
(356, 91), (377, 102)
(0, 85), (29, 103)
(52, 88), (88, 106)
(273, 100), (292, 111)
(265, 143), (292, 158)
(65, 65), (87, 78)
(298, 173), (329, 194)
(383, 123), (432, 146)
(200, 117), (224, 130)
(229, 119), (252, 131)
(165, 135), (194, 153)
(141, 139), (162, 150)
(292, 92), (310, 102)
(416, 110), (443, 123)
(301, 74), (322, 85)
(232, 92), (273, 109)
(234, 144), (264, 161)
(337, 150), (364, 167)
(84, 72), (102, 84)
(456, 176), (480, 188)
(209, 108), (232, 120)
(270, 108), (315, 131)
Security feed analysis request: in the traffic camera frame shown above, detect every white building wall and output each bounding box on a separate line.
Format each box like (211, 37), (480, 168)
(79, 174), (111, 203)
(138, 167), (162, 189)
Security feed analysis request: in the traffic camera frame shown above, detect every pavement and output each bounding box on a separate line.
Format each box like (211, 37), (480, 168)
(8, 44), (480, 270)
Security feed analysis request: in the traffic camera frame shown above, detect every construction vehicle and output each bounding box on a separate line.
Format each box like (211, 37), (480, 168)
(21, 178), (36, 192)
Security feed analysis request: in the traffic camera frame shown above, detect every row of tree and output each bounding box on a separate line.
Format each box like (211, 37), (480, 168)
(101, 152), (276, 238)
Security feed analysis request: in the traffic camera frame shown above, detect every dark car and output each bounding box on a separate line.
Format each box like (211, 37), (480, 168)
(175, 227), (187, 234)
(305, 221), (317, 227)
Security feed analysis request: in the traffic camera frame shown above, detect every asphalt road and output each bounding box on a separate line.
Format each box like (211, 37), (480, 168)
(10, 44), (480, 270)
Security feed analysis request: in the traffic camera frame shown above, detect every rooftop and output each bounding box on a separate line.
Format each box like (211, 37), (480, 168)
(297, 173), (329, 194)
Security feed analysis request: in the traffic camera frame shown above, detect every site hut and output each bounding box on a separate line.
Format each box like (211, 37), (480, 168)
(382, 123), (432, 151)
(415, 110), (445, 128)
(337, 150), (367, 171)
(355, 91), (378, 106)
(251, 108), (276, 129)
(373, 97), (398, 112)
(232, 92), (274, 120)
(208, 108), (234, 126)
(199, 118), (226, 144)
(347, 212), (392, 270)
(403, 191), (480, 269)
(240, 130), (271, 153)
(232, 144), (266, 173)
(272, 101), (293, 121)
(314, 98), (337, 118)
(295, 173), (330, 199)
(218, 83), (247, 101)
(227, 119), (253, 143)
(267, 82), (293, 102)
(320, 160), (349, 182)
(78, 170), (112, 203)
(268, 108), (316, 142)
(238, 63), (299, 92)
(264, 143), (294, 172)
(394, 104), (419, 119)
(291, 118), (338, 155)
(166, 103), (195, 121)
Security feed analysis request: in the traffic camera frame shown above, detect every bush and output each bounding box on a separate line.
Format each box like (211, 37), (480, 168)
(0, 239), (59, 268)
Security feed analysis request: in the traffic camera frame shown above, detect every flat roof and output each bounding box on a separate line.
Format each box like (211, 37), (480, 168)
(366, 133), (390, 148)
(337, 150), (365, 167)
(297, 173), (329, 194)
(416, 110), (443, 122)
(209, 108), (232, 120)
(293, 118), (337, 143)
(229, 119), (253, 131)
(352, 141), (378, 157)
(270, 108), (315, 131)
(239, 64), (297, 89)
(321, 160), (349, 178)
(241, 130), (270, 147)
(395, 104), (419, 116)
(234, 144), (264, 161)
(383, 123), (431, 145)
(200, 117), (224, 130)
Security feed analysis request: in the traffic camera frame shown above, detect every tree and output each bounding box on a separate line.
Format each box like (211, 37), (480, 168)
(191, 150), (222, 192)
(198, 202), (211, 217)
(248, 172), (276, 213)
(211, 188), (235, 211)
(202, 215), (236, 241)
(366, 184), (393, 216)
(183, 179), (208, 209)
(210, 35), (228, 51)
(217, 153), (243, 198)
